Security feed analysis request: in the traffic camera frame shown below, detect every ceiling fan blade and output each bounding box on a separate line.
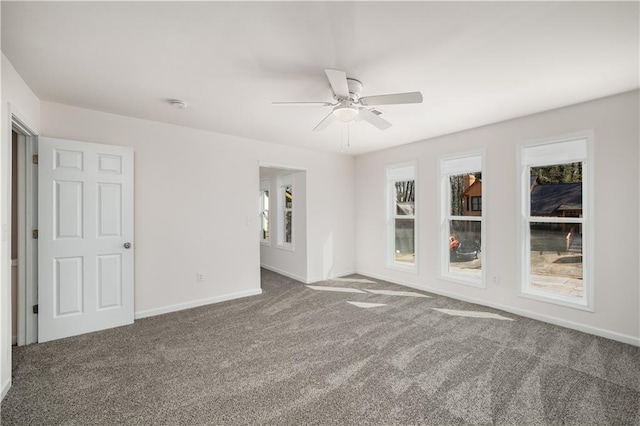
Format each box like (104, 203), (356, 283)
(324, 69), (350, 99)
(272, 101), (333, 106)
(360, 91), (423, 106)
(357, 108), (392, 130)
(313, 111), (337, 131)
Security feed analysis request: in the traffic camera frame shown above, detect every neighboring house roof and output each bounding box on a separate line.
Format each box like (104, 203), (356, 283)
(462, 180), (482, 197)
(530, 175), (539, 190)
(530, 183), (582, 215)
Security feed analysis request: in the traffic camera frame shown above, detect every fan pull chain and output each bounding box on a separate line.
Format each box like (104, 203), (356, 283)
(339, 124), (350, 151)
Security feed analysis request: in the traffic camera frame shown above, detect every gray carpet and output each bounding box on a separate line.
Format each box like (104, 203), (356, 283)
(2, 269), (639, 425)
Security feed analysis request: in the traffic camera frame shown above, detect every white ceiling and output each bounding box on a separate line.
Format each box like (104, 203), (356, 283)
(2, 1), (638, 155)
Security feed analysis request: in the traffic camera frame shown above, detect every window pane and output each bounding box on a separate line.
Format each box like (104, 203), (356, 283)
(530, 162), (582, 218)
(284, 211), (292, 243)
(449, 172), (481, 216)
(530, 222), (583, 297)
(395, 180), (415, 216)
(394, 218), (414, 263)
(448, 220), (481, 278)
(261, 211), (269, 240)
(260, 190), (269, 242)
(284, 185), (293, 209)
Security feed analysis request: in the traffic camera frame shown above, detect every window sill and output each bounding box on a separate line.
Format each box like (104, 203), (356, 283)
(260, 241), (271, 247)
(519, 289), (593, 312)
(276, 244), (294, 252)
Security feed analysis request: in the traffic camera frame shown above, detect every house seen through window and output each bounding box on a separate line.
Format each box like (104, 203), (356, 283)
(519, 134), (592, 309)
(448, 172), (482, 281)
(528, 162), (584, 297)
(440, 153), (483, 285)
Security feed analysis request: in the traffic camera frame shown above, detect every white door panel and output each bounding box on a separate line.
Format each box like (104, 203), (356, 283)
(38, 137), (134, 342)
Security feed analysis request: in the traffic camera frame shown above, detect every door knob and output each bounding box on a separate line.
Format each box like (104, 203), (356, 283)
(124, 242), (132, 249)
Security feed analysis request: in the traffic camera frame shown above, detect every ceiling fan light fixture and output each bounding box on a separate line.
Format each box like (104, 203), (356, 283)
(332, 102), (359, 122)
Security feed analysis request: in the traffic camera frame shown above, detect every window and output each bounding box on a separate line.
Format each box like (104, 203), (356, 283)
(283, 185), (293, 244)
(259, 179), (270, 244)
(277, 175), (293, 249)
(386, 163), (416, 270)
(471, 196), (482, 211)
(440, 153), (483, 286)
(519, 133), (593, 310)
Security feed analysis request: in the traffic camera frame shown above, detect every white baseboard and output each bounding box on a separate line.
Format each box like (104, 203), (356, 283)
(359, 270), (640, 347)
(260, 264), (307, 283)
(1, 378), (10, 400)
(134, 288), (262, 320)
(261, 264), (358, 285)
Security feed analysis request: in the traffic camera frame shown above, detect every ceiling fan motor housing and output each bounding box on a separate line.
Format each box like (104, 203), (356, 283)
(344, 78), (363, 103)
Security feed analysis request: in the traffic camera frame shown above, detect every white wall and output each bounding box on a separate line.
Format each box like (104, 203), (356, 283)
(40, 101), (356, 317)
(1, 53), (42, 398)
(307, 159), (356, 282)
(356, 90), (639, 345)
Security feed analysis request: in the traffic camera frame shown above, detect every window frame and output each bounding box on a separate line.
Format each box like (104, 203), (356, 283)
(277, 174), (294, 251)
(386, 162), (418, 273)
(439, 152), (485, 287)
(259, 178), (270, 245)
(518, 131), (594, 311)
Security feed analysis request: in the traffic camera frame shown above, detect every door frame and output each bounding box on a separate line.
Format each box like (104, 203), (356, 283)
(258, 162), (308, 283)
(11, 111), (38, 345)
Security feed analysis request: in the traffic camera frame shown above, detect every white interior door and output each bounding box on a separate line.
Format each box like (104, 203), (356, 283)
(38, 137), (134, 343)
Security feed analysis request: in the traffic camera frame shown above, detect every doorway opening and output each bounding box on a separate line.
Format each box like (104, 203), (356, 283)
(11, 130), (18, 346)
(11, 117), (38, 346)
(258, 164), (307, 285)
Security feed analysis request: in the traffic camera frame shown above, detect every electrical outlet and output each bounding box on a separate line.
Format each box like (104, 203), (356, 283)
(196, 272), (205, 282)
(492, 275), (499, 285)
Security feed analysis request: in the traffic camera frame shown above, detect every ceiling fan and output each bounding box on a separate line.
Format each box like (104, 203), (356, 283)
(273, 69), (423, 131)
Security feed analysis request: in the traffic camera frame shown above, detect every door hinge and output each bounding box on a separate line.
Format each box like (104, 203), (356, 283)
(32, 154), (38, 165)
(33, 304), (38, 314)
(32, 229), (38, 239)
